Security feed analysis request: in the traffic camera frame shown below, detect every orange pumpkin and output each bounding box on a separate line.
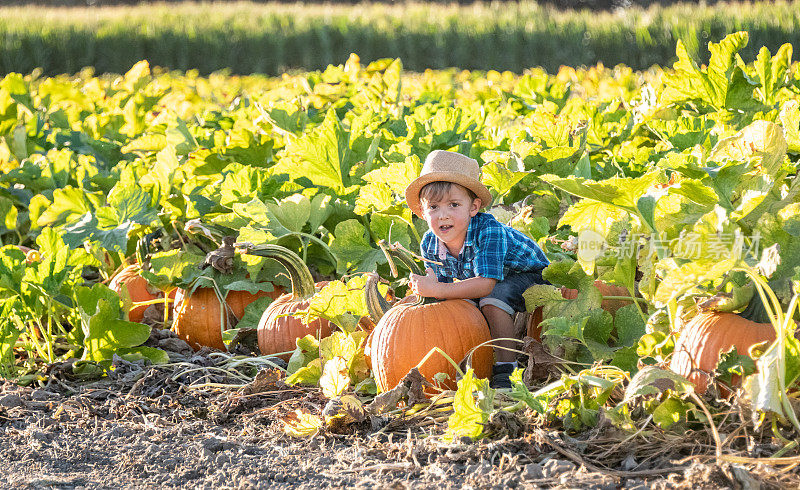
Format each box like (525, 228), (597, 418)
(669, 312), (775, 394)
(363, 255), (492, 391)
(109, 264), (160, 323)
(559, 280), (632, 315)
(368, 299), (493, 392)
(239, 245), (333, 359)
(525, 307), (545, 340)
(172, 286), (281, 351)
(525, 281), (631, 341)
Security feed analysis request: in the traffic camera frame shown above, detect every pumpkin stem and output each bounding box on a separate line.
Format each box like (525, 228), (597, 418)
(235, 243), (315, 300)
(365, 273), (392, 322)
(378, 240), (424, 276)
(377, 240), (438, 306)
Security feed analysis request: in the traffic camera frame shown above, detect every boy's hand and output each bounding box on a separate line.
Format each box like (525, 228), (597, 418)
(409, 268), (441, 298)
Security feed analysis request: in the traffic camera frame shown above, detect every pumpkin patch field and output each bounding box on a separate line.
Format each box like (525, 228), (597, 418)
(2, 31), (800, 487)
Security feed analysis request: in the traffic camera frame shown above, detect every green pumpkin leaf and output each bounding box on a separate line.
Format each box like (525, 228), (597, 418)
(610, 346), (640, 374)
(304, 275), (384, 332)
(661, 32), (756, 111)
(543, 171), (659, 214)
(508, 368), (546, 413)
(35, 186), (93, 228)
(266, 194), (311, 234)
(482, 152), (529, 199)
(614, 304), (647, 347)
(652, 397), (693, 429)
(107, 181), (160, 225)
(622, 366), (694, 403)
(278, 110), (356, 194)
(235, 296), (275, 331)
(779, 100), (800, 154)
(330, 219), (385, 274)
(77, 284), (153, 365)
(117, 346), (170, 365)
(714, 346), (757, 386)
(709, 120), (788, 178)
(752, 44), (793, 106)
(285, 358), (323, 386)
(140, 249), (205, 291)
(287, 334), (321, 375)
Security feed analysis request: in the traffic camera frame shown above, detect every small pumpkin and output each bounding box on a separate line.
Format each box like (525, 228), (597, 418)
(559, 280), (632, 315)
(669, 312), (775, 394)
(238, 244), (333, 359)
(364, 246), (492, 392)
(109, 264), (161, 323)
(525, 281), (632, 341)
(172, 286), (281, 351)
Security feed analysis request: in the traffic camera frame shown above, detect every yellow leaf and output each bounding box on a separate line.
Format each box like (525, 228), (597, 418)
(281, 409), (322, 438)
(320, 332), (357, 364)
(320, 356), (350, 398)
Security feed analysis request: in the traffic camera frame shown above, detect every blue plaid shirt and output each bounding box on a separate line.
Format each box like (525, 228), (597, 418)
(420, 212), (549, 283)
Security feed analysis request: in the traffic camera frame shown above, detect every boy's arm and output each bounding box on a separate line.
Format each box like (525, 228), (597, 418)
(409, 268), (496, 299)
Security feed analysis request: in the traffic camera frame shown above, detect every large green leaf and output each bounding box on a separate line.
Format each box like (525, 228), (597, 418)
(661, 32), (757, 112)
(709, 120), (787, 178)
(266, 194), (312, 234)
(779, 100), (800, 154)
(751, 44), (793, 106)
(542, 171), (659, 213)
(303, 275), (386, 332)
(482, 152), (529, 199)
(35, 186), (93, 228)
(279, 110), (356, 194)
(329, 219), (385, 274)
(77, 284), (158, 365)
(106, 181), (160, 226)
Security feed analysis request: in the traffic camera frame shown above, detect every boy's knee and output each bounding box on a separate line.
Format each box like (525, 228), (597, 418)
(480, 300), (515, 316)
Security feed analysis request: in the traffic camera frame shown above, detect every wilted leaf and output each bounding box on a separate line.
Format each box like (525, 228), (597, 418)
(320, 356), (350, 398)
(742, 334), (800, 425)
(281, 409), (323, 438)
(323, 394), (366, 432)
(443, 369), (495, 442)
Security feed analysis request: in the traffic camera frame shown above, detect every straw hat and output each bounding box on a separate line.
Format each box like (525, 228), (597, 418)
(405, 150), (492, 218)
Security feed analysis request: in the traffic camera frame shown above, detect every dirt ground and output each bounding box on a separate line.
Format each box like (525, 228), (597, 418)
(0, 329), (795, 489)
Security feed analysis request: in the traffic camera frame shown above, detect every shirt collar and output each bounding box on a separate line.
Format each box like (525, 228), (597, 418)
(435, 214), (480, 260)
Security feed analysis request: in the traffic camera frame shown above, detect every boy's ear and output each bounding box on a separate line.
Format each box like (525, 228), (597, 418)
(469, 198), (481, 216)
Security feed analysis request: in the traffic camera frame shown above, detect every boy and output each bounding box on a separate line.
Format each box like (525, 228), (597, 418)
(404, 150), (549, 388)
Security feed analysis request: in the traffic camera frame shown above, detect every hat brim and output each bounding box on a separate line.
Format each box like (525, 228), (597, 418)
(405, 171), (493, 218)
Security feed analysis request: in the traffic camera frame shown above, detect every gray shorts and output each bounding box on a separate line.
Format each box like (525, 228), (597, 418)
(473, 271), (548, 315)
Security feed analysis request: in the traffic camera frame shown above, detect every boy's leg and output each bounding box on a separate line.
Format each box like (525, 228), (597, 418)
(481, 305), (516, 363)
(479, 271), (547, 388)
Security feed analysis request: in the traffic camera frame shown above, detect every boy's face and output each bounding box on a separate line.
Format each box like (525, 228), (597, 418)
(421, 184), (481, 251)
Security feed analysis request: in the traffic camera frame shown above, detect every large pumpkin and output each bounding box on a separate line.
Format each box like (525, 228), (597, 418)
(368, 298), (493, 392)
(238, 244), (333, 359)
(172, 286), (281, 351)
(669, 312), (775, 394)
(109, 264), (161, 323)
(363, 247), (492, 392)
